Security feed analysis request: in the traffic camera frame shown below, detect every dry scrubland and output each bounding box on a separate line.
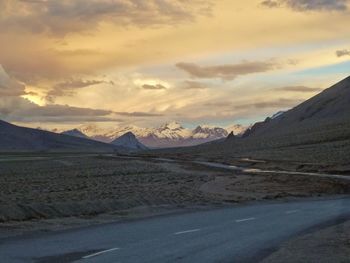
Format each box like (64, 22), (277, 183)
(0, 154), (349, 223)
(0, 155), (216, 222)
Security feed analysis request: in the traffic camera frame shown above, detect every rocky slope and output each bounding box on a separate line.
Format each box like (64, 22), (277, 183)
(111, 132), (147, 150)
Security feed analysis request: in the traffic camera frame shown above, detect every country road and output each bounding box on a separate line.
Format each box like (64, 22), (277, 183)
(1, 198), (349, 263)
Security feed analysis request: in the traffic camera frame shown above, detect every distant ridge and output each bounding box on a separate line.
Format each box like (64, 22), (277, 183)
(0, 119), (117, 152)
(61, 129), (89, 139)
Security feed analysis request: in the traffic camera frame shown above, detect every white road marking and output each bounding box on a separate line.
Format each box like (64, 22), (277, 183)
(174, 229), (201, 235)
(286, 210), (300, 214)
(235, 217), (256, 223)
(83, 248), (120, 259)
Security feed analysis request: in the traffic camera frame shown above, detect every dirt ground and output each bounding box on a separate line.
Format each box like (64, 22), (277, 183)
(0, 153), (349, 236)
(262, 220), (350, 263)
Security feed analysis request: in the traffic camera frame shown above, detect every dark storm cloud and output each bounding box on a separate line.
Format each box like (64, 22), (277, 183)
(1, 0), (213, 36)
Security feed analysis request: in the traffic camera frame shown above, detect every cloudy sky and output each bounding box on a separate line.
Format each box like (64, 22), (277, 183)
(0, 0), (350, 129)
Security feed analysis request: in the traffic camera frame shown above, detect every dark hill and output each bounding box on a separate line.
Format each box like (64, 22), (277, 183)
(111, 132), (147, 151)
(244, 76), (350, 137)
(0, 120), (117, 152)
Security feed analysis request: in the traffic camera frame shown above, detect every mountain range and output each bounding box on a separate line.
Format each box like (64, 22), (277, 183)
(0, 119), (117, 152)
(4, 75), (349, 158)
(0, 118), (248, 152)
(178, 76), (350, 165)
(59, 122), (248, 148)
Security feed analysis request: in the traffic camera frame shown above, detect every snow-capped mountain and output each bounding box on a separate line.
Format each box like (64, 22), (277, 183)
(136, 122), (230, 148)
(61, 129), (89, 139)
(59, 121), (248, 148)
(192, 125), (228, 139)
(111, 132), (147, 151)
(77, 124), (101, 136)
(154, 122), (192, 139)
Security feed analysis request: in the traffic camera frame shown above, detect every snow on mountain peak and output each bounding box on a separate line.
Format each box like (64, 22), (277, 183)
(226, 124), (248, 136)
(60, 121), (249, 148)
(271, 111), (285, 120)
(61, 129), (88, 139)
(78, 124), (105, 137)
(161, 121), (183, 130)
(192, 125), (228, 139)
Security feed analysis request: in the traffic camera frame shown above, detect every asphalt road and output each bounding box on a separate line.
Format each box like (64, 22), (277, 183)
(1, 198), (349, 263)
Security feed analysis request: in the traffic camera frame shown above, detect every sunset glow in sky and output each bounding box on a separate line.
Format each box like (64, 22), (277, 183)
(1, 0), (350, 129)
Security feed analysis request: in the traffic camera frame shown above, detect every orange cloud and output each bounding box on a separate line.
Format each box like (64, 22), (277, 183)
(176, 61), (279, 80)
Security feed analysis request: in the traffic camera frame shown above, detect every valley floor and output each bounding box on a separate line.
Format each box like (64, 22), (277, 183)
(0, 153), (349, 238)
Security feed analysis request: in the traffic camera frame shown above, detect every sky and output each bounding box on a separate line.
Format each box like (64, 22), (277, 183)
(0, 0), (350, 130)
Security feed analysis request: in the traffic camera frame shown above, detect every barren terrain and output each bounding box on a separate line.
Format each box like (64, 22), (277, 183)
(0, 154), (349, 227)
(263, 220), (350, 263)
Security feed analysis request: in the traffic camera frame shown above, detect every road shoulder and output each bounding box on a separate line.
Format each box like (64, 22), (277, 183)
(262, 219), (350, 263)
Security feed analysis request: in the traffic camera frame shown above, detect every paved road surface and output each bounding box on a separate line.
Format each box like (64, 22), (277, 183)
(0, 198), (349, 263)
